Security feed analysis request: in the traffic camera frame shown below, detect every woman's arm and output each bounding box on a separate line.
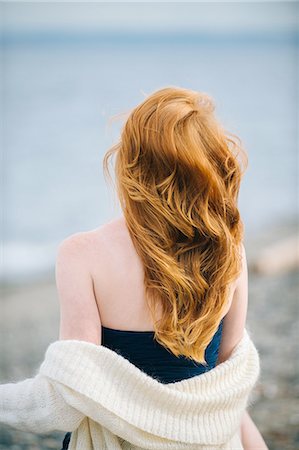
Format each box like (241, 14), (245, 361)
(217, 242), (248, 365)
(55, 232), (102, 344)
(241, 410), (269, 450)
(216, 244), (268, 449)
(0, 233), (99, 432)
(0, 374), (84, 433)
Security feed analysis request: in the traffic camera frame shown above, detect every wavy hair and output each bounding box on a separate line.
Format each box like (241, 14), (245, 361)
(103, 86), (248, 364)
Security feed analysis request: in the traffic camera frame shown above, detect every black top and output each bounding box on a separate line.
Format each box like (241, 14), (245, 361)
(61, 319), (224, 449)
(101, 319), (224, 384)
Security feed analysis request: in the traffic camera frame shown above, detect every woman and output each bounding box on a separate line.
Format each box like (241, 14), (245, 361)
(0, 86), (268, 449)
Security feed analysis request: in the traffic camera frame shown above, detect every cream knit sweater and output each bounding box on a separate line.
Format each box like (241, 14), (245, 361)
(0, 328), (260, 450)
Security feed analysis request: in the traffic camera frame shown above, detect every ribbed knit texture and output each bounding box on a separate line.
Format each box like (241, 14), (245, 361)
(0, 328), (260, 450)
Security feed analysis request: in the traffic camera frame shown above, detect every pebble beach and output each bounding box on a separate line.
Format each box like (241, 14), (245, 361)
(0, 218), (298, 450)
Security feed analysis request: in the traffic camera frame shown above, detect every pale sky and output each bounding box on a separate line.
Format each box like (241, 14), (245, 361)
(2, 2), (298, 34)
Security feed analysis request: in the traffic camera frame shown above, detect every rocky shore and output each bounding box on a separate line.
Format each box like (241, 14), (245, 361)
(0, 218), (298, 450)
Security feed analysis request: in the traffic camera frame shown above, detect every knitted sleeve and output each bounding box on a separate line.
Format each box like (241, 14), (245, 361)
(0, 373), (84, 433)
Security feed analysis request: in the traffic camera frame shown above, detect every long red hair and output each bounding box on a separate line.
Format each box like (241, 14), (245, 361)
(103, 86), (248, 364)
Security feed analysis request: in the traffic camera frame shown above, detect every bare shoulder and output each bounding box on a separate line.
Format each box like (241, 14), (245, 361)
(56, 230), (94, 256)
(55, 217), (126, 343)
(57, 216), (127, 257)
(217, 242), (248, 363)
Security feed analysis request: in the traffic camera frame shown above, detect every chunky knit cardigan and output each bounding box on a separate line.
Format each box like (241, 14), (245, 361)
(0, 328), (260, 450)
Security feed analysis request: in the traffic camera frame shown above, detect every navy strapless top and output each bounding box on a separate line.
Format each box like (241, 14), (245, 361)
(101, 319), (224, 384)
(61, 319), (224, 449)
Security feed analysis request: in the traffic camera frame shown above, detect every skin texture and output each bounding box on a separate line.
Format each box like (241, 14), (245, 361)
(241, 411), (269, 449)
(55, 216), (268, 449)
(216, 244), (269, 449)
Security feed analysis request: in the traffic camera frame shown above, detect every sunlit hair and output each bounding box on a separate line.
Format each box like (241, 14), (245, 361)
(103, 86), (248, 364)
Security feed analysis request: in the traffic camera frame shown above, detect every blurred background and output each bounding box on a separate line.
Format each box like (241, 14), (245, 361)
(0, 2), (298, 449)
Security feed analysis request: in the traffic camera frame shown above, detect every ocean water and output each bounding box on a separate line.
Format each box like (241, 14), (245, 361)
(1, 32), (298, 282)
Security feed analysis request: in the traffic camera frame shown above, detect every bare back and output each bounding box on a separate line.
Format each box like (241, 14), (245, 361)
(57, 216), (248, 362)
(88, 216), (160, 331)
(87, 217), (241, 331)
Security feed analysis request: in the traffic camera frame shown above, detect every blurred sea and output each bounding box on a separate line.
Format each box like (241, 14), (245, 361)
(1, 31), (298, 282)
